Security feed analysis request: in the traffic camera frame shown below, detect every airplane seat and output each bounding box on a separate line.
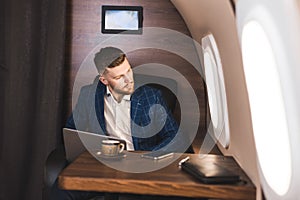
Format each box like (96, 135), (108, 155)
(43, 74), (193, 200)
(43, 146), (67, 200)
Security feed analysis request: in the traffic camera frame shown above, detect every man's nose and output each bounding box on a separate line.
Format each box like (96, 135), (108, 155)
(124, 73), (133, 83)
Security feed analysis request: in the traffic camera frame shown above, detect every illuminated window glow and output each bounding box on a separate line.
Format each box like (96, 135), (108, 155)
(204, 52), (219, 127)
(241, 20), (292, 195)
(202, 34), (230, 148)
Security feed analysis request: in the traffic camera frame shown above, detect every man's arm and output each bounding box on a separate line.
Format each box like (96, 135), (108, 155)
(64, 86), (89, 130)
(65, 114), (76, 129)
(151, 90), (178, 150)
(152, 90), (192, 153)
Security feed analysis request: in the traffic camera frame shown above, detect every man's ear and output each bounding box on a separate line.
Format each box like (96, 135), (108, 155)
(99, 76), (108, 85)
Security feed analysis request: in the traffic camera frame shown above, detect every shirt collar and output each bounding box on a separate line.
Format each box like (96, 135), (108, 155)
(106, 86), (131, 101)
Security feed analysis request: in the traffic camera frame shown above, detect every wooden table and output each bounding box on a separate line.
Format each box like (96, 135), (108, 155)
(58, 151), (256, 200)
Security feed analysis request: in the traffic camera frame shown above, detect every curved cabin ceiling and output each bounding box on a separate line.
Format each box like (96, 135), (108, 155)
(171, 0), (260, 198)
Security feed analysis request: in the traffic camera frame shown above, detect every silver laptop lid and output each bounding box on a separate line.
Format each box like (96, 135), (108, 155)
(63, 128), (127, 162)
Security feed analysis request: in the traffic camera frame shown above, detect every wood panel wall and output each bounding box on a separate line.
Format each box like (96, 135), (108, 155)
(63, 0), (207, 151)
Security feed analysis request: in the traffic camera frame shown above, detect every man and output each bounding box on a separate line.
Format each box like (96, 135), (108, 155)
(51, 47), (187, 200)
(66, 46), (180, 151)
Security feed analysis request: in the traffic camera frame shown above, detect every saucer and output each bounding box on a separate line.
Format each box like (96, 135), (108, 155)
(94, 151), (127, 160)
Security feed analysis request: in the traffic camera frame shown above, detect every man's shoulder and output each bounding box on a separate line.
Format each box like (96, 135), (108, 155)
(81, 80), (105, 91)
(134, 84), (159, 93)
(79, 79), (105, 96)
(133, 85), (161, 99)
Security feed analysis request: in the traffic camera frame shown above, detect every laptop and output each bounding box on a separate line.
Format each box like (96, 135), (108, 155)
(63, 128), (127, 162)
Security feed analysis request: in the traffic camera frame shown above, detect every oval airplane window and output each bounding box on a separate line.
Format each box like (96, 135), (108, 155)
(237, 0), (300, 198)
(202, 34), (230, 149)
(241, 20), (292, 196)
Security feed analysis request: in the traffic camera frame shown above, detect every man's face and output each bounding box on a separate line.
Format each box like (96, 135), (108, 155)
(100, 58), (134, 96)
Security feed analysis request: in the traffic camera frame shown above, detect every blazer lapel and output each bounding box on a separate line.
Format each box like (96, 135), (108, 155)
(95, 80), (107, 135)
(130, 98), (142, 125)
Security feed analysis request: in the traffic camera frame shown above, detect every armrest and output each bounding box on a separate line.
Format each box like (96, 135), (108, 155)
(44, 146), (68, 188)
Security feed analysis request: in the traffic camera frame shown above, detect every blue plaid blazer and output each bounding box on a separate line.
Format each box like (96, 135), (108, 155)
(66, 77), (179, 151)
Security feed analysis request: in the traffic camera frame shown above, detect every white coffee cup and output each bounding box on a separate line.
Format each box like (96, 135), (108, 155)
(101, 140), (125, 156)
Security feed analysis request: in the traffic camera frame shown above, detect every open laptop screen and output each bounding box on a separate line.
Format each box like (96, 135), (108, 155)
(63, 128), (127, 162)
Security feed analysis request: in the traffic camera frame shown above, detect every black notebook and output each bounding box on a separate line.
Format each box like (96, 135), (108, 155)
(181, 160), (241, 184)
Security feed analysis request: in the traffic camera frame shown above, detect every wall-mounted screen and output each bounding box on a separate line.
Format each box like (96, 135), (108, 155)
(102, 5), (143, 34)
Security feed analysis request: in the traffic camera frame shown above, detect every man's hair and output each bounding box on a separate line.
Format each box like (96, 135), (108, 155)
(94, 47), (126, 74)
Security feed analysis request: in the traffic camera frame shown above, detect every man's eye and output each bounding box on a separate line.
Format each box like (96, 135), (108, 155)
(115, 76), (122, 80)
